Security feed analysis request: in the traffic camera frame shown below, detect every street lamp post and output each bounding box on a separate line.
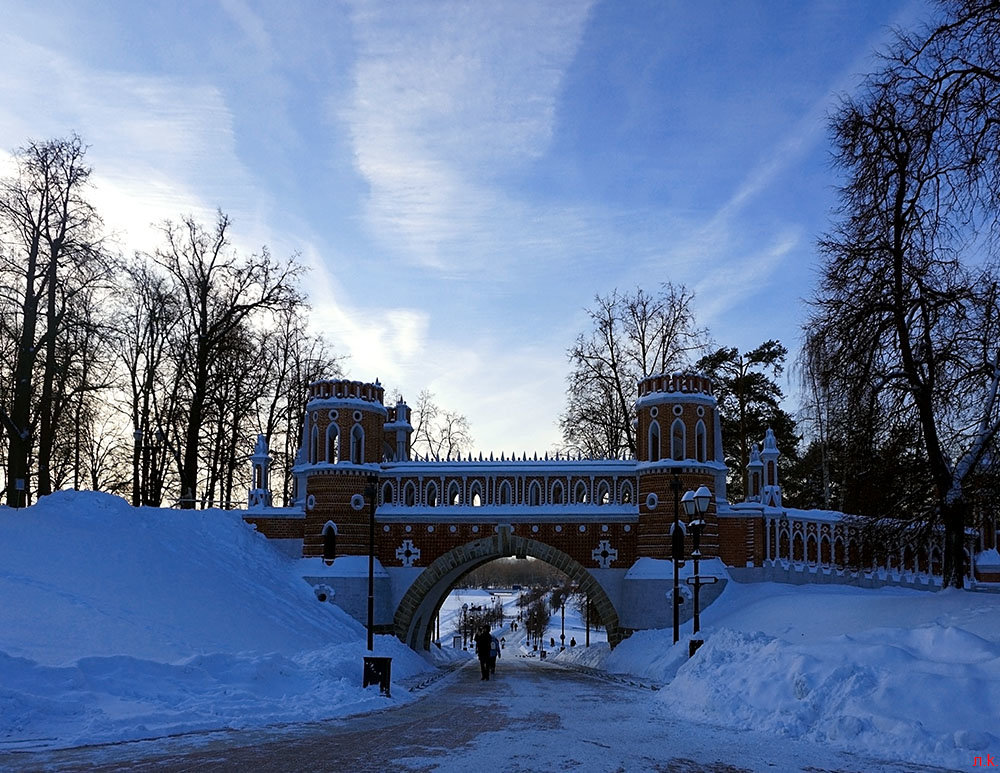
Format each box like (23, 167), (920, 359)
(682, 485), (712, 635)
(670, 471), (684, 644)
(361, 473), (392, 696)
(560, 598), (565, 650)
(365, 474), (377, 651)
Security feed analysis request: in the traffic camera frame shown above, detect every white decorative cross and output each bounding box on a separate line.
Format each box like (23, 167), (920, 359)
(592, 539), (618, 568)
(396, 539), (420, 567)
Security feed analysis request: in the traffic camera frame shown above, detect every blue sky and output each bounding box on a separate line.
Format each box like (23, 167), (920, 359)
(0, 0), (926, 453)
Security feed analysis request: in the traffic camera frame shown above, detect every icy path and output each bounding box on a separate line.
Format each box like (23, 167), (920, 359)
(1, 658), (956, 773)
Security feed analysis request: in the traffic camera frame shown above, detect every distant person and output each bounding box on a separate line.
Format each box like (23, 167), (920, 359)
(550, 637), (555, 647)
(474, 625), (493, 681)
(570, 637), (576, 647)
(489, 633), (501, 676)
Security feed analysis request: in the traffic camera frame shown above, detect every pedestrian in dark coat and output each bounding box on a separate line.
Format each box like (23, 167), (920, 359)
(474, 626), (493, 680)
(489, 633), (501, 676)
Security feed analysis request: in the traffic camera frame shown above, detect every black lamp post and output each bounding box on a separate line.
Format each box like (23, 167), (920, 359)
(670, 471), (684, 644)
(560, 598), (565, 650)
(682, 485), (712, 635)
(361, 473), (392, 696)
(365, 474), (377, 651)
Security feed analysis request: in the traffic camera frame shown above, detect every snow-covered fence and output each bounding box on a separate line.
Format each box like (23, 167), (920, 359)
(754, 509), (969, 588)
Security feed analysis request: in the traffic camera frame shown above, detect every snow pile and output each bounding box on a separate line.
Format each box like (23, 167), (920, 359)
(587, 581), (1000, 770)
(0, 491), (431, 748)
(667, 623), (997, 766)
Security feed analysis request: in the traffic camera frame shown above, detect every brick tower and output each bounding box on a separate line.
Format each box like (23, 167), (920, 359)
(297, 379), (410, 560)
(634, 373), (723, 560)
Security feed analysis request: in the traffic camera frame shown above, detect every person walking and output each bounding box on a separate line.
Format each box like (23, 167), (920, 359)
(489, 632), (501, 677)
(474, 625), (493, 681)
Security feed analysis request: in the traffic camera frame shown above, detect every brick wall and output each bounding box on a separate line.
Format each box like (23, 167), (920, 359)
(243, 515), (305, 540)
(375, 521), (636, 571)
(637, 468), (719, 560)
(303, 469), (372, 557)
(717, 515), (764, 567)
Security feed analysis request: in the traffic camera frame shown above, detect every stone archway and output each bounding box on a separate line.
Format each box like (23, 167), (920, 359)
(394, 527), (623, 650)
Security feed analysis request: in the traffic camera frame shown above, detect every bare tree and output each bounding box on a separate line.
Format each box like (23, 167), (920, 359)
(256, 305), (342, 505)
(0, 136), (107, 506)
(150, 212), (302, 508)
(805, 0), (1000, 587)
(561, 284), (706, 458)
(410, 389), (473, 459)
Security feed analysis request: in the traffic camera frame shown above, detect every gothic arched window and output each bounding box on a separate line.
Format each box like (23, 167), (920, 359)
(695, 420), (707, 463)
(309, 424), (319, 464)
(326, 424), (339, 463)
(671, 419), (686, 461)
(649, 420), (661, 462)
(350, 424), (364, 464)
(322, 522), (337, 561)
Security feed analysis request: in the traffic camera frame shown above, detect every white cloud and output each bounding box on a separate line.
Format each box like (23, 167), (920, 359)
(342, 0), (595, 272)
(301, 242), (565, 453)
(0, 31), (266, 254)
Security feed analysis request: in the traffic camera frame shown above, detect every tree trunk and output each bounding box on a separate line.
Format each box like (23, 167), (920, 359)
(6, 235), (42, 508)
(941, 498), (967, 588)
(179, 359), (208, 509)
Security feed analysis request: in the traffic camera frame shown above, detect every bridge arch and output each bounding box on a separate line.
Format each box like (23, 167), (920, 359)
(394, 530), (624, 651)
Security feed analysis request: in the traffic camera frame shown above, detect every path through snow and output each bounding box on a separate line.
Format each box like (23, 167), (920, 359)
(3, 657), (956, 772)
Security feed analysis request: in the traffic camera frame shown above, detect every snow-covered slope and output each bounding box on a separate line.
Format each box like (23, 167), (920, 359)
(0, 491), (431, 748)
(559, 579), (1000, 770)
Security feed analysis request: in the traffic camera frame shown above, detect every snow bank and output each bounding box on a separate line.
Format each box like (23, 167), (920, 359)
(0, 491), (432, 748)
(582, 580), (1000, 770)
(667, 624), (998, 767)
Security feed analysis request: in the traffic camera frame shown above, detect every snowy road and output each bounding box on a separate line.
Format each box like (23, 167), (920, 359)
(3, 657), (957, 773)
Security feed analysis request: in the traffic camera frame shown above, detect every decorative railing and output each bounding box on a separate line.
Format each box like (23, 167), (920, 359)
(764, 510), (967, 580)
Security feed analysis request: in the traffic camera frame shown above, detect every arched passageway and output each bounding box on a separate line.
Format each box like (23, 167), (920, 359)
(394, 528), (623, 650)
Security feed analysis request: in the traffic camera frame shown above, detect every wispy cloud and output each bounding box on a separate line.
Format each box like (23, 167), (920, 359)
(342, 0), (595, 272)
(0, 32), (254, 251)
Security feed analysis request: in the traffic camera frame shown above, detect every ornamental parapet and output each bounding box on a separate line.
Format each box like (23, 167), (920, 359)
(637, 372), (713, 398)
(307, 378), (385, 404)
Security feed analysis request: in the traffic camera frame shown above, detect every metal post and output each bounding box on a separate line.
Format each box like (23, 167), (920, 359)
(560, 599), (565, 650)
(585, 595), (590, 647)
(671, 472), (681, 644)
(692, 529), (701, 635)
(366, 474), (376, 651)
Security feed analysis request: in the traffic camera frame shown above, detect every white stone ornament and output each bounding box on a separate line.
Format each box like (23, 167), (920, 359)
(396, 539), (420, 567)
(350, 493), (365, 511)
(592, 539), (618, 568)
(646, 492), (658, 510)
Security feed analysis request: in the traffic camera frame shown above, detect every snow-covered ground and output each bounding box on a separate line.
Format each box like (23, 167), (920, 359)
(434, 586), (606, 656)
(555, 578), (1000, 770)
(2, 490), (998, 771)
(0, 491), (432, 750)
